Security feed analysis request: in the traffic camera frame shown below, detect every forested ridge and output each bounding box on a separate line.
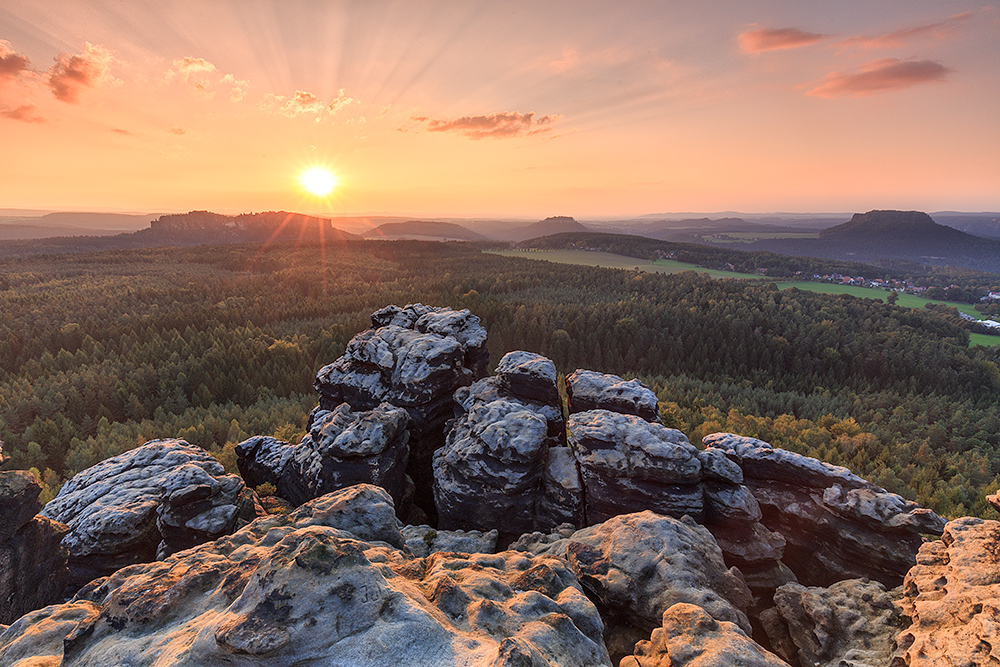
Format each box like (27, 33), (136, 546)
(2, 240), (999, 517)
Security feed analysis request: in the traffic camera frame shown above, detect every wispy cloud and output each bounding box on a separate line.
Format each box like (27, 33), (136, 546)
(1, 102), (43, 123)
(739, 27), (827, 54)
(0, 40), (30, 81)
(262, 89), (357, 120)
(838, 12), (972, 50)
(166, 56), (247, 102)
(807, 58), (950, 98)
(413, 111), (560, 139)
(47, 42), (116, 103)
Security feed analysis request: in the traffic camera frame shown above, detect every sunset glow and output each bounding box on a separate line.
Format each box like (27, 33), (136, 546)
(0, 1), (997, 216)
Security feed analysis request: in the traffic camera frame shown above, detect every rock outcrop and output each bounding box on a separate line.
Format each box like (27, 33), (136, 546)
(704, 433), (945, 588)
(314, 304), (488, 514)
(41, 439), (259, 588)
(400, 524), (498, 558)
(566, 369), (660, 423)
(235, 402), (411, 510)
(893, 516), (1000, 666)
(761, 579), (903, 667)
(622, 602), (788, 667)
(0, 485), (612, 667)
(513, 510), (752, 664)
(0, 471), (70, 624)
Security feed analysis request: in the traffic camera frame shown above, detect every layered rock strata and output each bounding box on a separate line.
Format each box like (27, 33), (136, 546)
(41, 439), (258, 588)
(0, 485), (612, 667)
(704, 433), (946, 587)
(235, 402), (411, 509)
(566, 369), (660, 423)
(0, 471), (70, 624)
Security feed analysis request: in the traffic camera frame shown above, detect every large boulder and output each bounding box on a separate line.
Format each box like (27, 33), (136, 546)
(704, 433), (945, 587)
(761, 579), (903, 667)
(0, 485), (612, 667)
(433, 399), (549, 542)
(893, 516), (1000, 666)
(236, 402), (410, 510)
(40, 439), (259, 589)
(622, 603), (789, 667)
(0, 471), (70, 624)
(514, 510), (752, 665)
(400, 524), (497, 558)
(566, 369), (660, 423)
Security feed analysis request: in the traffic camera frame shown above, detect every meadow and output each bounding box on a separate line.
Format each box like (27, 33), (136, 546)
(489, 249), (763, 280)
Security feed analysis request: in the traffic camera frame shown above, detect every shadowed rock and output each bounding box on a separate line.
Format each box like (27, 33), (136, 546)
(566, 370), (660, 423)
(401, 524), (497, 558)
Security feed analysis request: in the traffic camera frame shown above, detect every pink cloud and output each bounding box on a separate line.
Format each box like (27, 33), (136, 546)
(1, 102), (43, 123)
(739, 27), (827, 54)
(166, 56), (247, 101)
(48, 42), (115, 103)
(416, 111), (560, 139)
(0, 40), (30, 80)
(263, 89), (357, 119)
(838, 12), (972, 50)
(807, 58), (950, 98)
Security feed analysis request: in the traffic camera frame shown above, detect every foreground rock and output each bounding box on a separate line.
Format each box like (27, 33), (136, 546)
(514, 510), (752, 664)
(0, 471), (70, 624)
(893, 516), (1000, 666)
(566, 369), (660, 423)
(0, 485), (611, 667)
(704, 433), (945, 587)
(41, 439), (259, 588)
(236, 402), (411, 510)
(622, 603), (788, 667)
(761, 579), (902, 667)
(400, 524), (497, 558)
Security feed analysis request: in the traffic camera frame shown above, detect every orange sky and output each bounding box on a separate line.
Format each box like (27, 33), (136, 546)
(1, 1), (998, 217)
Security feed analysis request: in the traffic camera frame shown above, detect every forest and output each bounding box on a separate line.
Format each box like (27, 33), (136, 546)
(1, 239), (999, 518)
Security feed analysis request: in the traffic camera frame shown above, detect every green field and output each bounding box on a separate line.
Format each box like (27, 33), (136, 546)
(489, 249), (763, 279)
(778, 281), (982, 317)
(968, 332), (1000, 347)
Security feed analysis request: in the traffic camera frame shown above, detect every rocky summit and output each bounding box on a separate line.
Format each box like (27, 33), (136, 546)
(5, 304), (1000, 666)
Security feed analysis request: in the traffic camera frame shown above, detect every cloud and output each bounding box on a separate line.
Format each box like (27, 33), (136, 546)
(739, 27), (827, 53)
(414, 111), (560, 139)
(1, 102), (43, 123)
(0, 40), (30, 81)
(47, 42), (116, 103)
(806, 58), (950, 98)
(166, 56), (247, 101)
(262, 89), (357, 120)
(838, 12), (972, 50)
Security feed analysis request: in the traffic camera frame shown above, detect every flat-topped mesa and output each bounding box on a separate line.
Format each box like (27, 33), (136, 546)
(566, 369), (661, 423)
(41, 439), (260, 589)
(313, 304), (488, 516)
(703, 432), (946, 588)
(236, 402), (412, 515)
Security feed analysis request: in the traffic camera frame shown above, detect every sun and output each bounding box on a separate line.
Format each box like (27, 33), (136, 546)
(299, 167), (337, 197)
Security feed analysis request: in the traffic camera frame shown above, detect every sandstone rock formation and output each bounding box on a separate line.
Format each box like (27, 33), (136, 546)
(566, 369), (660, 423)
(236, 402), (411, 509)
(703, 433), (945, 587)
(514, 510), (752, 664)
(761, 578), (902, 667)
(0, 471), (70, 624)
(41, 439), (258, 588)
(400, 524), (497, 558)
(893, 516), (1000, 666)
(0, 485), (612, 667)
(622, 602), (789, 667)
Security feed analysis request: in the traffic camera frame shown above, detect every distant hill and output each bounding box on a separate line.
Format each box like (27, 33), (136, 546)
(490, 216), (590, 242)
(149, 210), (360, 243)
(0, 212), (156, 240)
(932, 213), (1000, 240)
(361, 220), (486, 241)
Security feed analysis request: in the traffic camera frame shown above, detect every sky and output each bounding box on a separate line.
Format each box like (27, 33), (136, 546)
(1, 0), (998, 218)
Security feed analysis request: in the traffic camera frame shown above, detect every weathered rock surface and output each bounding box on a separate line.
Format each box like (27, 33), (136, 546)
(0, 471), (70, 624)
(893, 516), (1000, 667)
(236, 402), (410, 508)
(0, 484), (612, 667)
(622, 602), (789, 667)
(537, 446), (586, 530)
(566, 369), (660, 423)
(401, 524), (498, 558)
(514, 510), (752, 664)
(40, 439), (258, 588)
(761, 579), (902, 667)
(434, 399), (549, 541)
(704, 433), (945, 587)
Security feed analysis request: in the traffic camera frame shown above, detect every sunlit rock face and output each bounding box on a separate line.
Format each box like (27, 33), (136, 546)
(236, 402), (411, 512)
(566, 369), (660, 423)
(704, 432), (946, 588)
(894, 516), (1000, 667)
(0, 471), (70, 624)
(0, 485), (611, 667)
(314, 304), (488, 516)
(40, 439), (259, 589)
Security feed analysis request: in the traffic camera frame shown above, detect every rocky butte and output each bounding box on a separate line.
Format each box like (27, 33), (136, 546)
(1, 304), (998, 667)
